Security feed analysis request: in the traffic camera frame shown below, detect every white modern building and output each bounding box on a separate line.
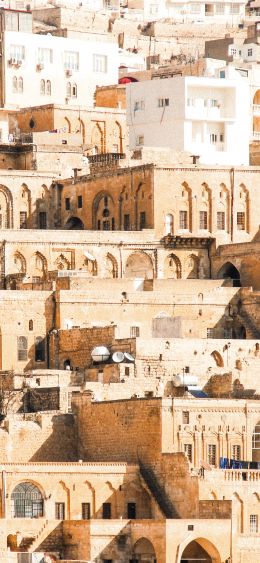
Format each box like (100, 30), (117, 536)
(128, 0), (245, 22)
(0, 9), (119, 109)
(126, 72), (250, 165)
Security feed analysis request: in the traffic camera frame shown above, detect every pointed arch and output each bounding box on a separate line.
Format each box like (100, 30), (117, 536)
(186, 254), (199, 279)
(218, 183), (230, 233)
(211, 350), (224, 367)
(91, 122), (104, 153)
(31, 251), (47, 279)
(13, 251), (26, 274)
(105, 253), (118, 278)
(164, 253), (182, 279)
(180, 181), (192, 231)
(55, 254), (70, 271)
(217, 262), (241, 287)
(200, 182), (212, 232)
(92, 191), (115, 230)
(78, 118), (85, 144)
(0, 185), (13, 228)
(64, 117), (71, 133)
(125, 252), (154, 279)
(113, 120), (123, 153)
(180, 538), (221, 563)
(238, 183), (250, 233)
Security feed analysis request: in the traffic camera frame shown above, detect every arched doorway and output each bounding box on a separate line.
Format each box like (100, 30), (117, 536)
(125, 252), (154, 279)
(11, 483), (43, 518)
(180, 538), (221, 563)
(164, 254), (182, 279)
(64, 216), (84, 230)
(217, 262), (241, 287)
(132, 538), (156, 563)
(211, 350), (224, 367)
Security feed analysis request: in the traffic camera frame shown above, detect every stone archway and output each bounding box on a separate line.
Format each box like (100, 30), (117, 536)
(11, 482), (44, 518)
(132, 537), (156, 563)
(125, 252), (154, 279)
(64, 216), (84, 230)
(164, 254), (182, 279)
(217, 262), (241, 287)
(180, 538), (221, 563)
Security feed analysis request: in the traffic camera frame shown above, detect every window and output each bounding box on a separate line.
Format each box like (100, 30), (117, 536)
(248, 48), (253, 56)
(134, 100), (145, 111)
(207, 328), (214, 338)
(190, 3), (201, 12)
(210, 99), (218, 107)
(220, 70), (226, 78)
(179, 210), (188, 229)
(20, 211), (27, 229)
(215, 3), (225, 13)
(35, 337), (45, 362)
(9, 44), (25, 61)
(40, 79), (45, 95)
(127, 502), (136, 519)
(93, 54), (107, 73)
(55, 502), (65, 519)
(210, 133), (217, 143)
(230, 3), (239, 13)
(187, 97), (194, 106)
(102, 503), (111, 519)
(237, 212), (245, 230)
(124, 214), (130, 231)
(64, 51), (79, 71)
(18, 77), (23, 93)
(158, 98), (169, 107)
(182, 411), (189, 424)
(65, 198), (70, 211)
(217, 211), (225, 230)
(29, 320), (33, 331)
(140, 211), (146, 229)
(220, 134), (224, 142)
(17, 336), (28, 361)
(46, 80), (51, 96)
(208, 444), (216, 466)
(39, 212), (47, 229)
(82, 502), (91, 520)
(199, 211), (208, 230)
(72, 83), (77, 98)
(184, 444), (192, 462)
(250, 514), (258, 533)
(78, 195), (82, 209)
(12, 76), (18, 94)
(230, 48), (237, 55)
(130, 326), (140, 337)
(137, 135), (144, 145)
(232, 445), (241, 460)
(37, 48), (53, 64)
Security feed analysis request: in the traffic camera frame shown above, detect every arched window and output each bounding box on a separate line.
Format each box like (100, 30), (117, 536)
(66, 82), (71, 98)
(12, 76), (17, 93)
(46, 80), (51, 96)
(18, 76), (23, 93)
(40, 79), (45, 95)
(17, 336), (28, 361)
(165, 213), (173, 235)
(29, 319), (33, 331)
(72, 83), (77, 98)
(11, 483), (43, 518)
(35, 336), (45, 362)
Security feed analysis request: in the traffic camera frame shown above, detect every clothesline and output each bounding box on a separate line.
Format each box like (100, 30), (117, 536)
(220, 457), (260, 469)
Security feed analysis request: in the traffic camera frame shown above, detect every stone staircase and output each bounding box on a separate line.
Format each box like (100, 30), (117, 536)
(28, 521), (63, 554)
(139, 460), (179, 518)
(239, 310), (260, 339)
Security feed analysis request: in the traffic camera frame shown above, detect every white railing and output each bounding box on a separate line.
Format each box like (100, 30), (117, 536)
(252, 131), (260, 140)
(253, 104), (260, 114)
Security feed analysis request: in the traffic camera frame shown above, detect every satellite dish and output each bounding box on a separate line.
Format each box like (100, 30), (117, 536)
(91, 346), (110, 363)
(124, 352), (135, 362)
(112, 351), (125, 363)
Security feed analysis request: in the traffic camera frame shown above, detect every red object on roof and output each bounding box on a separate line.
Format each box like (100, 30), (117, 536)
(119, 77), (139, 84)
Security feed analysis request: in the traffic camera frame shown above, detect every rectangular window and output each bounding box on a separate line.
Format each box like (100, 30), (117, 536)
(137, 135), (144, 146)
(210, 99), (218, 107)
(208, 444), (216, 466)
(134, 100), (145, 111)
(64, 51), (79, 71)
(93, 54), (107, 73)
(230, 48), (237, 55)
(184, 444), (192, 462)
(37, 48), (53, 64)
(127, 502), (136, 519)
(140, 211), (146, 229)
(220, 70), (226, 78)
(248, 48), (253, 56)
(78, 195), (82, 209)
(9, 44), (25, 61)
(237, 212), (245, 230)
(220, 133), (224, 142)
(210, 133), (217, 143)
(207, 328), (214, 338)
(158, 98), (169, 107)
(230, 3), (239, 13)
(20, 211), (27, 229)
(39, 211), (47, 230)
(199, 211), (208, 230)
(55, 502), (65, 519)
(65, 197), (70, 211)
(250, 514), (258, 533)
(232, 445), (241, 460)
(215, 3), (225, 13)
(130, 326), (140, 337)
(35, 337), (45, 362)
(17, 336), (28, 361)
(182, 411), (189, 424)
(102, 503), (111, 519)
(82, 502), (91, 520)
(124, 214), (130, 231)
(217, 211), (225, 230)
(179, 210), (188, 229)
(187, 97), (194, 106)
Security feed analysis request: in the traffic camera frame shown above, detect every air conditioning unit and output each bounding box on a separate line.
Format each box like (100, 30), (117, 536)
(66, 69), (73, 77)
(36, 63), (44, 71)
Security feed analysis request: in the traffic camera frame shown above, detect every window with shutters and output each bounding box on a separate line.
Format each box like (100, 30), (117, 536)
(250, 514), (258, 533)
(208, 444), (216, 465)
(184, 444), (192, 462)
(182, 411), (189, 424)
(20, 211), (27, 229)
(17, 336), (28, 361)
(82, 502), (91, 520)
(217, 211), (225, 230)
(232, 444), (241, 460)
(237, 212), (245, 230)
(102, 503), (111, 519)
(200, 211), (208, 229)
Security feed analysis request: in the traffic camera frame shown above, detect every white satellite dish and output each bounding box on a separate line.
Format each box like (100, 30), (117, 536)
(124, 352), (135, 362)
(112, 351), (125, 363)
(84, 251), (95, 261)
(91, 346), (110, 362)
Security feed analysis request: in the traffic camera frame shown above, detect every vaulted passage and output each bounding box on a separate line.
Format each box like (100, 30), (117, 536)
(181, 539), (221, 563)
(64, 216), (84, 230)
(217, 262), (241, 287)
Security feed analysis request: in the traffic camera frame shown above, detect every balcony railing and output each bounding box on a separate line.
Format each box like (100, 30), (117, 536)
(253, 104), (260, 115)
(252, 131), (260, 140)
(88, 152), (125, 165)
